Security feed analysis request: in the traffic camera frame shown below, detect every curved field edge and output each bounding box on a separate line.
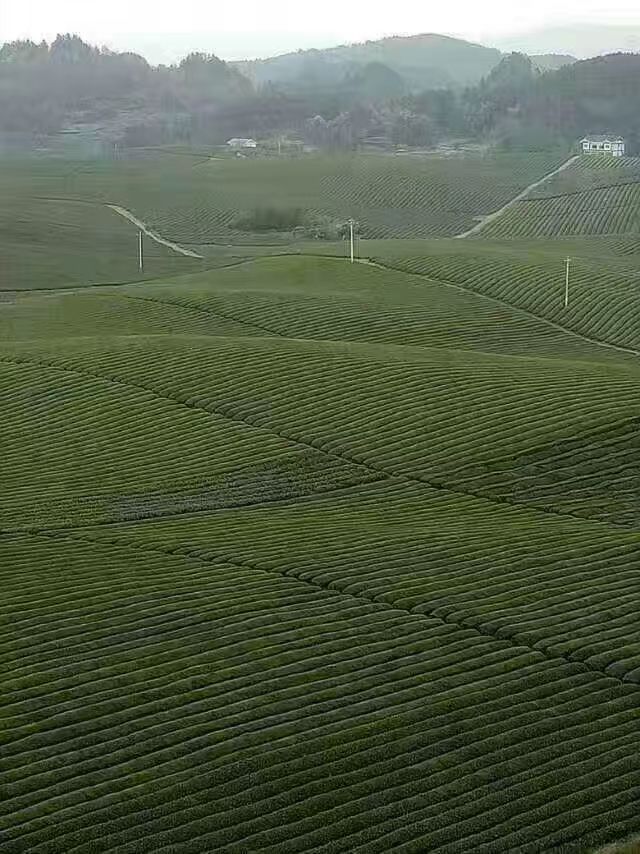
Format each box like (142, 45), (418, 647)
(366, 245), (640, 357)
(0, 197), (205, 291)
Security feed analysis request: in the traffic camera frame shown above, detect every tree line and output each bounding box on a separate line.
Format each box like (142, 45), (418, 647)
(1, 34), (638, 153)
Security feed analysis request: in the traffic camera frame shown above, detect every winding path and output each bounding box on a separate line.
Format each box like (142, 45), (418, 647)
(107, 204), (204, 259)
(454, 155), (580, 239)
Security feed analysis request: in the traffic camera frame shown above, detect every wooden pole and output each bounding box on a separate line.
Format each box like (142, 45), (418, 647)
(348, 218), (357, 264)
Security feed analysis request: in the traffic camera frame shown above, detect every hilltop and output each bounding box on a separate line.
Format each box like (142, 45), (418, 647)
(233, 33), (576, 91)
(235, 33), (504, 90)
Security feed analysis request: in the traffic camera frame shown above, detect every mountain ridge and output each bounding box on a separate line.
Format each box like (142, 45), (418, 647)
(234, 33), (574, 91)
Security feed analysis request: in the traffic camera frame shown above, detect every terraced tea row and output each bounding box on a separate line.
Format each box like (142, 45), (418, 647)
(74, 473), (640, 677)
(3, 312), (640, 527)
(132, 151), (567, 242)
(126, 256), (635, 362)
(480, 182), (640, 239)
(3, 249), (640, 853)
(480, 156), (640, 239)
(0, 291), (266, 340)
(0, 150), (566, 248)
(0, 351), (381, 530)
(377, 242), (640, 353)
(2, 533), (639, 853)
(0, 196), (202, 291)
(529, 155), (640, 198)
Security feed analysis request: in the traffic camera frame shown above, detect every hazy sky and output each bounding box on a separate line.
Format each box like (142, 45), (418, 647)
(2, 1), (639, 61)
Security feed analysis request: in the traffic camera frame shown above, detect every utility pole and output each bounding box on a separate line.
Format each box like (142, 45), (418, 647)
(348, 218), (358, 264)
(564, 257), (571, 308)
(138, 230), (144, 273)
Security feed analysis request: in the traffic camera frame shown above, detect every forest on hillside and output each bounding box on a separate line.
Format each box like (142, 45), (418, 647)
(0, 33), (638, 152)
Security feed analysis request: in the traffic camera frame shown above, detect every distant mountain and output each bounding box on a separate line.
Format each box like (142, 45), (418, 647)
(235, 34), (504, 91)
(3, 31), (629, 155)
(530, 54), (577, 72)
(493, 25), (640, 60)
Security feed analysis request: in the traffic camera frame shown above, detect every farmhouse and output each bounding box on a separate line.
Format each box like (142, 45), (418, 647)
(227, 138), (257, 149)
(581, 135), (626, 157)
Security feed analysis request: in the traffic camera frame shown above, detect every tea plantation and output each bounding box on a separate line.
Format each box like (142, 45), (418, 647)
(0, 148), (566, 268)
(0, 169), (205, 291)
(2, 246), (640, 852)
(479, 155), (640, 239)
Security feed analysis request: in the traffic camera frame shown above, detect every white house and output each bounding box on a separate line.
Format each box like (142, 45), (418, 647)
(581, 135), (626, 157)
(226, 138), (257, 149)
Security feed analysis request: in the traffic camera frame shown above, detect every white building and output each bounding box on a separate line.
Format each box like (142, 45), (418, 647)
(226, 138), (257, 149)
(581, 135), (626, 157)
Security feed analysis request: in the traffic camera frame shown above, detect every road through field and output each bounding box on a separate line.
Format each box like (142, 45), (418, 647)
(455, 155), (580, 238)
(107, 204), (204, 259)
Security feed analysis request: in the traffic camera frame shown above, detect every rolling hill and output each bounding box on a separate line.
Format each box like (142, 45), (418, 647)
(2, 251), (640, 851)
(530, 53), (576, 71)
(3, 133), (640, 853)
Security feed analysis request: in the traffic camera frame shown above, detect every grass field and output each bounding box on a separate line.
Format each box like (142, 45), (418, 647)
(2, 241), (640, 851)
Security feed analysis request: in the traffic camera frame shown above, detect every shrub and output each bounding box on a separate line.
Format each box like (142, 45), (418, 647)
(231, 207), (306, 232)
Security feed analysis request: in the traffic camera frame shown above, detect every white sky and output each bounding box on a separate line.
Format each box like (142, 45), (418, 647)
(1, 0), (639, 61)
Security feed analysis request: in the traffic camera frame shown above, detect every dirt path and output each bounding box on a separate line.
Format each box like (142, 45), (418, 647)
(107, 205), (204, 259)
(454, 155), (581, 239)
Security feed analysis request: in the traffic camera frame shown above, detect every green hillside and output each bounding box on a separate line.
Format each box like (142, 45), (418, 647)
(374, 236), (640, 352)
(0, 196), (203, 290)
(2, 23), (640, 851)
(137, 151), (564, 243)
(2, 248), (640, 851)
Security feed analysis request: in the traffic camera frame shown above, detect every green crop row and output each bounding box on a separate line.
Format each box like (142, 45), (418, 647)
(3, 242), (640, 852)
(378, 243), (640, 354)
(482, 182), (640, 239)
(0, 151), (567, 257)
(2, 534), (639, 853)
